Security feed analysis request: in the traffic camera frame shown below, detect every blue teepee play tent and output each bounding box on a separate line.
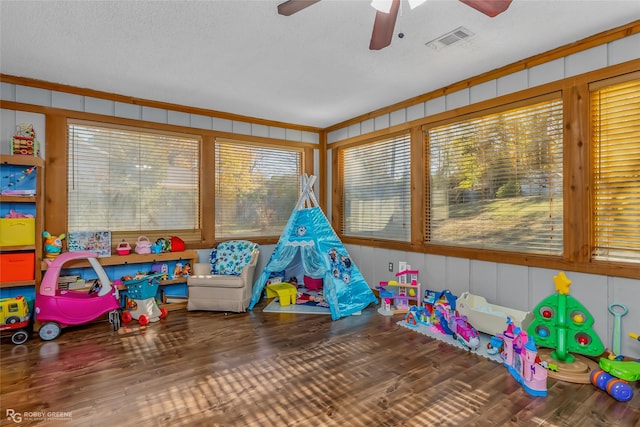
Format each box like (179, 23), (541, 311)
(248, 175), (377, 320)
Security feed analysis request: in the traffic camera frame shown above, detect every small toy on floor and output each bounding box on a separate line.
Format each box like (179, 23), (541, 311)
(296, 291), (329, 307)
(497, 318), (548, 397)
(378, 291), (394, 316)
(0, 296), (32, 345)
(121, 273), (168, 326)
(590, 366), (634, 402)
(403, 305), (431, 327)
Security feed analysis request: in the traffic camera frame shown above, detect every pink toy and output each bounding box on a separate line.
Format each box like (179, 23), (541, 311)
(116, 240), (131, 255)
(134, 235), (152, 254)
(4, 209), (33, 218)
(430, 290), (480, 350)
(35, 251), (121, 340)
(497, 319), (548, 397)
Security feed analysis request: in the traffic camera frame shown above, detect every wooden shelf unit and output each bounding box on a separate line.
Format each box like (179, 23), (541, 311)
(41, 250), (199, 270)
(0, 155), (44, 290)
(42, 250), (199, 310)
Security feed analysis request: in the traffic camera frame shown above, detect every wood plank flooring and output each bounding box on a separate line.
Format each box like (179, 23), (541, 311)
(1, 301), (639, 427)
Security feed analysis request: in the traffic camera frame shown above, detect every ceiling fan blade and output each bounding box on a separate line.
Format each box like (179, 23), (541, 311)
(459, 0), (513, 17)
(277, 0), (322, 16)
(369, 0), (400, 50)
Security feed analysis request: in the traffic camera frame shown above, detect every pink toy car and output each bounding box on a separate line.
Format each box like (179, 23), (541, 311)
(35, 251), (121, 341)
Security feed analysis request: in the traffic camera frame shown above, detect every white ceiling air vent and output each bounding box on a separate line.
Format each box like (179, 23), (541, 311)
(426, 26), (475, 50)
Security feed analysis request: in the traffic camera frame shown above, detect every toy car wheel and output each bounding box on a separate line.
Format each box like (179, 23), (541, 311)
(111, 311), (121, 331)
(5, 316), (20, 325)
(138, 314), (149, 326)
(159, 307), (168, 319)
(11, 330), (29, 345)
(39, 322), (61, 341)
(122, 311), (133, 323)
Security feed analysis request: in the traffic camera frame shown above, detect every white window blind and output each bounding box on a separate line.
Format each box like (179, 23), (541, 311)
(68, 122), (200, 240)
(591, 77), (640, 263)
(215, 139), (302, 239)
(427, 97), (563, 254)
(340, 133), (411, 242)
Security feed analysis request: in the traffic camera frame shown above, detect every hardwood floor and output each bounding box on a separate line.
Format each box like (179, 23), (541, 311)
(1, 301), (639, 427)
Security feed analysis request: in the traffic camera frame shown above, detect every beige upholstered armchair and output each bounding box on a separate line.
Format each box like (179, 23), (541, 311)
(187, 240), (259, 313)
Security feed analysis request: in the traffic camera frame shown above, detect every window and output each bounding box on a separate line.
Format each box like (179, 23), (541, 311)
(339, 133), (411, 242)
(68, 121), (200, 241)
(426, 97), (563, 254)
(215, 138), (302, 239)
(591, 76), (640, 263)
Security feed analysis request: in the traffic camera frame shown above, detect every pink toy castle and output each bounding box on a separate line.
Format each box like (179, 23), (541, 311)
(497, 319), (548, 397)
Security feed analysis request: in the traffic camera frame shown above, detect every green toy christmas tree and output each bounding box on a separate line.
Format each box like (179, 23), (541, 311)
(527, 272), (604, 363)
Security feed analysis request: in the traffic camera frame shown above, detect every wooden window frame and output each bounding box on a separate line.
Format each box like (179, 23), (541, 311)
(213, 137), (306, 240)
(3, 57), (637, 279)
(66, 119), (203, 245)
(42, 114), (315, 250)
(337, 131), (413, 243)
(589, 71), (640, 265)
(423, 93), (564, 255)
(332, 61), (640, 279)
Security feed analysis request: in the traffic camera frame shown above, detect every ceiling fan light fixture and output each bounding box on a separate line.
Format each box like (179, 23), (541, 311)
(408, 0), (427, 9)
(370, 0), (393, 13)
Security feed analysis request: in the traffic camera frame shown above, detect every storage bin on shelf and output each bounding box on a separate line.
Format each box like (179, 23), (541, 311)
(0, 218), (35, 246)
(0, 252), (35, 282)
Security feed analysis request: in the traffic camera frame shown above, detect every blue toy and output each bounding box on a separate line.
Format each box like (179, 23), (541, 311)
(590, 368), (633, 402)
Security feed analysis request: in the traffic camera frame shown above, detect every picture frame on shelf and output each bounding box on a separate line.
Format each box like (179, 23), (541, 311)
(68, 231), (111, 257)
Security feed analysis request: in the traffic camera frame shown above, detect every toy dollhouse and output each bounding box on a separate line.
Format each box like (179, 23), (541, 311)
(378, 266), (421, 314)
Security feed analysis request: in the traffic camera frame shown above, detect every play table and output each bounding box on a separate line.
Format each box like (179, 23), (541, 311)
(265, 283), (297, 306)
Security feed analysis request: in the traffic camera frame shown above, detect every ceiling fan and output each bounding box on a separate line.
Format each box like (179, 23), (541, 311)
(277, 0), (513, 50)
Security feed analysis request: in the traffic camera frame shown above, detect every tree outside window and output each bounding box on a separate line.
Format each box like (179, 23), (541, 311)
(215, 139), (302, 239)
(426, 98), (564, 255)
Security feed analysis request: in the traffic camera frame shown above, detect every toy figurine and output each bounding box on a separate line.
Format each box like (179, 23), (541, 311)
(43, 231), (66, 259)
(173, 262), (183, 279)
(181, 263), (192, 277)
(151, 240), (163, 254)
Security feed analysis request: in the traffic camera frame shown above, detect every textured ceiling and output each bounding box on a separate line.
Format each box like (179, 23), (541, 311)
(1, 0), (639, 128)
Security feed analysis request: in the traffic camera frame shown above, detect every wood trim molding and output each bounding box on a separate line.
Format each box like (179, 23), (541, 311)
(318, 129), (328, 212)
(0, 74), (322, 134)
(44, 114), (68, 237)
